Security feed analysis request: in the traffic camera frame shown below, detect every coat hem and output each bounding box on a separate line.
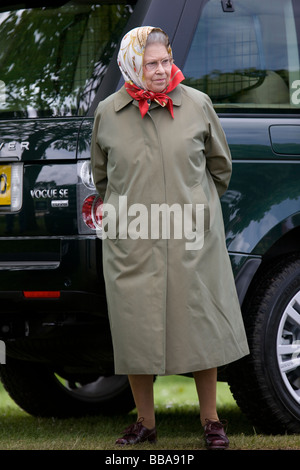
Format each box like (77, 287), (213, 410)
(113, 344), (250, 376)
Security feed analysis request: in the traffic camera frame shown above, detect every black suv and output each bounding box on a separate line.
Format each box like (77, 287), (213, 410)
(0, 0), (299, 434)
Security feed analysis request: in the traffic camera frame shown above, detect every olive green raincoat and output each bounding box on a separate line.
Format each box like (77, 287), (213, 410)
(91, 83), (249, 375)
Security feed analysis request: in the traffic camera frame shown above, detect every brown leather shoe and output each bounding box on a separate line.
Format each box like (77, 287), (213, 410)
(203, 419), (229, 450)
(115, 418), (157, 445)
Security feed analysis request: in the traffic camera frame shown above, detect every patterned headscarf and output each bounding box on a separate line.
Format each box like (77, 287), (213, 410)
(117, 26), (170, 89)
(117, 26), (185, 118)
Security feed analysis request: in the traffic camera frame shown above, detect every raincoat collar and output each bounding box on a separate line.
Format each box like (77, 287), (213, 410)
(114, 84), (182, 114)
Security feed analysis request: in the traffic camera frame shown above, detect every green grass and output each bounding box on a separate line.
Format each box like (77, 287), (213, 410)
(0, 375), (299, 450)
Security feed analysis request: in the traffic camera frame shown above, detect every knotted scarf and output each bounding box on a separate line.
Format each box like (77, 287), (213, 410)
(125, 65), (185, 118)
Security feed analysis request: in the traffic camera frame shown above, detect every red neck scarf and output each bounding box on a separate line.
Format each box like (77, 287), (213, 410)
(125, 64), (185, 118)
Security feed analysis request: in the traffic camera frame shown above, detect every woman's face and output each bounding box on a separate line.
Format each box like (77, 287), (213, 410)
(143, 43), (172, 93)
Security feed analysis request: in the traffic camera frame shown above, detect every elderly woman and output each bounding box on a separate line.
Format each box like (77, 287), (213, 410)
(91, 26), (249, 450)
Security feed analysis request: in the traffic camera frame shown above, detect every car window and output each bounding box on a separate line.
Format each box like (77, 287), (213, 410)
(183, 0), (300, 113)
(0, 1), (134, 118)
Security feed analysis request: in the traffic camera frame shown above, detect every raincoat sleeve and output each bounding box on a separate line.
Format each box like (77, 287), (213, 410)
(202, 94), (232, 198)
(91, 106), (108, 200)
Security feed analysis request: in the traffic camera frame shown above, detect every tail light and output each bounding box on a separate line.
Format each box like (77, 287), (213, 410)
(81, 194), (103, 230)
(23, 291), (60, 298)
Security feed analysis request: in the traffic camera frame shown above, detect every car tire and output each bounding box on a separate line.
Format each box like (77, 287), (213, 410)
(0, 357), (135, 418)
(226, 256), (300, 434)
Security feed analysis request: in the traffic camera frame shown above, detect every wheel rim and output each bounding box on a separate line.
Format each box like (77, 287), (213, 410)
(277, 289), (300, 405)
(57, 374), (129, 403)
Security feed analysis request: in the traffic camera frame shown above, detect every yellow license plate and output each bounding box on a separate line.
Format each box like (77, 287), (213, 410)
(0, 165), (11, 206)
